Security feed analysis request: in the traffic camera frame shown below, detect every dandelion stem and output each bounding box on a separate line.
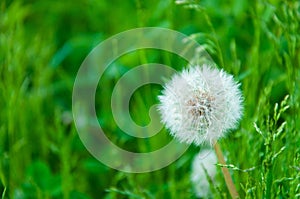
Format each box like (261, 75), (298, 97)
(214, 142), (240, 199)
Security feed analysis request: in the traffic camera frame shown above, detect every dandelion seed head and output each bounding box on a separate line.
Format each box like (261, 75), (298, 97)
(158, 64), (243, 145)
(191, 149), (217, 198)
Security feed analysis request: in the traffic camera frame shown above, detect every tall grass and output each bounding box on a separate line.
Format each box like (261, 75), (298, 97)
(1, 0), (299, 198)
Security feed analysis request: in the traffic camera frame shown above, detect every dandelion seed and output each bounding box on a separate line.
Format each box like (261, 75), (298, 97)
(158, 64), (243, 145)
(191, 149), (217, 198)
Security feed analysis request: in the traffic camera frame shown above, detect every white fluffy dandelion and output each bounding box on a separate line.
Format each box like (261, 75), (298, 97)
(191, 149), (217, 198)
(158, 64), (243, 145)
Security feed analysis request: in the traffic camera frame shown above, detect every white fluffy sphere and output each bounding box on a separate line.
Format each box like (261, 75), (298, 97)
(158, 65), (243, 145)
(191, 149), (217, 198)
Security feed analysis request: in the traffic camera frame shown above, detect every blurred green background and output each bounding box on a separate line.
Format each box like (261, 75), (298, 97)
(1, 0), (299, 198)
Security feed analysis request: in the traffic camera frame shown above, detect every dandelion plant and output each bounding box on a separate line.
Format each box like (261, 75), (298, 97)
(158, 64), (243, 198)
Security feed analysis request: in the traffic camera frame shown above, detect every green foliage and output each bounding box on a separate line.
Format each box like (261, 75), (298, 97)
(253, 95), (297, 198)
(1, 0), (299, 198)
